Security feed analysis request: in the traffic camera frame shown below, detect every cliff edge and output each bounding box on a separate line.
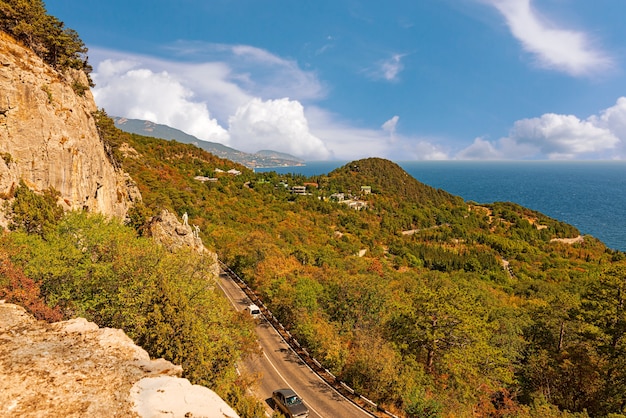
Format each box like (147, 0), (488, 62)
(0, 32), (140, 223)
(0, 301), (239, 417)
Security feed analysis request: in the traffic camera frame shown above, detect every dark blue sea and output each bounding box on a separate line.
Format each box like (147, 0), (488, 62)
(256, 161), (626, 252)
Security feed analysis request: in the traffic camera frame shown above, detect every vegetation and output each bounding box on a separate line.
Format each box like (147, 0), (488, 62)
(0, 0), (93, 83)
(0, 182), (261, 413)
(86, 112), (626, 417)
(2, 6), (626, 414)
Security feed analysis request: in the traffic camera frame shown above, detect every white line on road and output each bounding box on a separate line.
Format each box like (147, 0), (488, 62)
(262, 350), (326, 418)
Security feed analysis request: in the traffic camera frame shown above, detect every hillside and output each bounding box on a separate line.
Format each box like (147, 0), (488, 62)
(113, 117), (305, 169)
(91, 119), (626, 418)
(0, 3), (258, 417)
(2, 3), (626, 417)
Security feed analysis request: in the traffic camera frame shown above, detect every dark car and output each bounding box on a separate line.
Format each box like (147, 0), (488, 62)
(272, 388), (309, 418)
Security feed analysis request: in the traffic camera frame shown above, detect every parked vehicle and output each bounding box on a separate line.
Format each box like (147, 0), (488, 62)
(272, 388), (309, 418)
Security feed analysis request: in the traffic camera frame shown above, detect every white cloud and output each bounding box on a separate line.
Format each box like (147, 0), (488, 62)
(90, 46), (443, 162)
(89, 46), (329, 157)
(168, 42), (326, 103)
(456, 99), (625, 160)
(381, 54), (405, 81)
(306, 108), (448, 161)
(508, 113), (618, 159)
(228, 98), (331, 160)
(593, 97), (626, 142)
(382, 116), (400, 139)
(93, 60), (230, 144)
(367, 53), (406, 82)
(483, 0), (613, 76)
(409, 141), (449, 161)
(456, 137), (502, 160)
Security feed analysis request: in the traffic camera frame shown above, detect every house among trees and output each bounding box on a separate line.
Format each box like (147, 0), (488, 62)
(193, 176), (218, 183)
(361, 185), (372, 194)
(291, 186), (307, 195)
(347, 200), (367, 210)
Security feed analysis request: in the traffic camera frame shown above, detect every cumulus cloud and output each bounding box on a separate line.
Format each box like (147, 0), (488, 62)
(305, 108), (448, 161)
(483, 0), (613, 76)
(409, 141), (449, 161)
(228, 98), (332, 160)
(90, 45), (444, 162)
(456, 137), (502, 160)
(506, 113), (618, 159)
(593, 97), (626, 141)
(93, 60), (230, 144)
(456, 98), (626, 160)
(89, 46), (329, 158)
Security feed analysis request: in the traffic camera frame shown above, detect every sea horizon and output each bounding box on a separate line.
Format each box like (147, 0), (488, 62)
(256, 160), (626, 252)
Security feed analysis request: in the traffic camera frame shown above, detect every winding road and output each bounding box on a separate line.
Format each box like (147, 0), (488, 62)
(217, 271), (373, 418)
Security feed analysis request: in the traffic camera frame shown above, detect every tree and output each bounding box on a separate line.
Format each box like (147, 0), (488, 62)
(0, 250), (62, 321)
(0, 0), (92, 78)
(575, 265), (626, 414)
(5, 180), (64, 236)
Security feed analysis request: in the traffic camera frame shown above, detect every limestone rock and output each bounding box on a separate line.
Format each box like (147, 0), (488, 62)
(0, 301), (239, 418)
(0, 32), (140, 223)
(147, 209), (220, 278)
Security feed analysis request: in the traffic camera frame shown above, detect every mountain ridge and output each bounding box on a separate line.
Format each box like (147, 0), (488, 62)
(113, 117), (305, 169)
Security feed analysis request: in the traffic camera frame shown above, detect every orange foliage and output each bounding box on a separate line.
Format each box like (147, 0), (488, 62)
(0, 252), (62, 322)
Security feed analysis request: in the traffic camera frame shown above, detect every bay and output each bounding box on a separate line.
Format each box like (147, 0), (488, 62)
(256, 161), (626, 252)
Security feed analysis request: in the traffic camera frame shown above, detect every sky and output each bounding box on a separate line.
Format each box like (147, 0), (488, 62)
(45, 0), (626, 161)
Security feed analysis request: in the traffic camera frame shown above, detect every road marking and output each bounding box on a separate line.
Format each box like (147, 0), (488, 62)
(219, 272), (372, 417)
(262, 350), (326, 418)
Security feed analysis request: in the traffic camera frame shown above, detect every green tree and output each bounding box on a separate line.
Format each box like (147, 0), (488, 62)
(0, 0), (92, 78)
(5, 180), (64, 236)
(575, 265), (626, 414)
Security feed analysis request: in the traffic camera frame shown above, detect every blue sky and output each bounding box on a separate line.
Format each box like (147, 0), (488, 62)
(46, 0), (626, 161)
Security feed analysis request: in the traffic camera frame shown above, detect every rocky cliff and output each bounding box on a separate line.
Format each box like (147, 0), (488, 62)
(0, 32), (139, 223)
(0, 301), (239, 417)
(0, 31), (233, 417)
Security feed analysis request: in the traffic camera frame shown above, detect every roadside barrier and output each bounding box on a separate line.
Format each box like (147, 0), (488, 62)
(218, 260), (400, 418)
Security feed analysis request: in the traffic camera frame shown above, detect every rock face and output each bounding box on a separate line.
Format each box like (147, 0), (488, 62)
(0, 301), (239, 418)
(0, 32), (139, 223)
(147, 209), (220, 277)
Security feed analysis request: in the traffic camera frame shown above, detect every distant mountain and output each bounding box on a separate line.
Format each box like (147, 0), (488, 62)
(113, 117), (305, 169)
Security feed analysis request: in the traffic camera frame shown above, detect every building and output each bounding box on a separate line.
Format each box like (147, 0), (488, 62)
(291, 186), (307, 195)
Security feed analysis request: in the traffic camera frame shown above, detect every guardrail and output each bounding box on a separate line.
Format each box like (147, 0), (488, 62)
(218, 260), (401, 418)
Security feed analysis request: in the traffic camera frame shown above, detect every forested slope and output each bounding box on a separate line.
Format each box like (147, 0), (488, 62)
(90, 114), (626, 418)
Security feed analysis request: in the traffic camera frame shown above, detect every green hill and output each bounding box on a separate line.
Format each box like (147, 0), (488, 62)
(5, 111), (626, 417)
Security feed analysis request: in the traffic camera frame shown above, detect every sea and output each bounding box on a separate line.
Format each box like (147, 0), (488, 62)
(256, 161), (626, 252)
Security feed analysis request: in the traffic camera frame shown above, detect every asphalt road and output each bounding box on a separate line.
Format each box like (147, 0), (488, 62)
(217, 272), (373, 418)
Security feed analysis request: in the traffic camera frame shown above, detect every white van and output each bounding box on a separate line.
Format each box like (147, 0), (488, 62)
(247, 304), (261, 319)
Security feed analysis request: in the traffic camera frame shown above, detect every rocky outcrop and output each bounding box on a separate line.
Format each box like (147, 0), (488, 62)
(0, 32), (139, 223)
(147, 209), (220, 277)
(0, 301), (239, 417)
